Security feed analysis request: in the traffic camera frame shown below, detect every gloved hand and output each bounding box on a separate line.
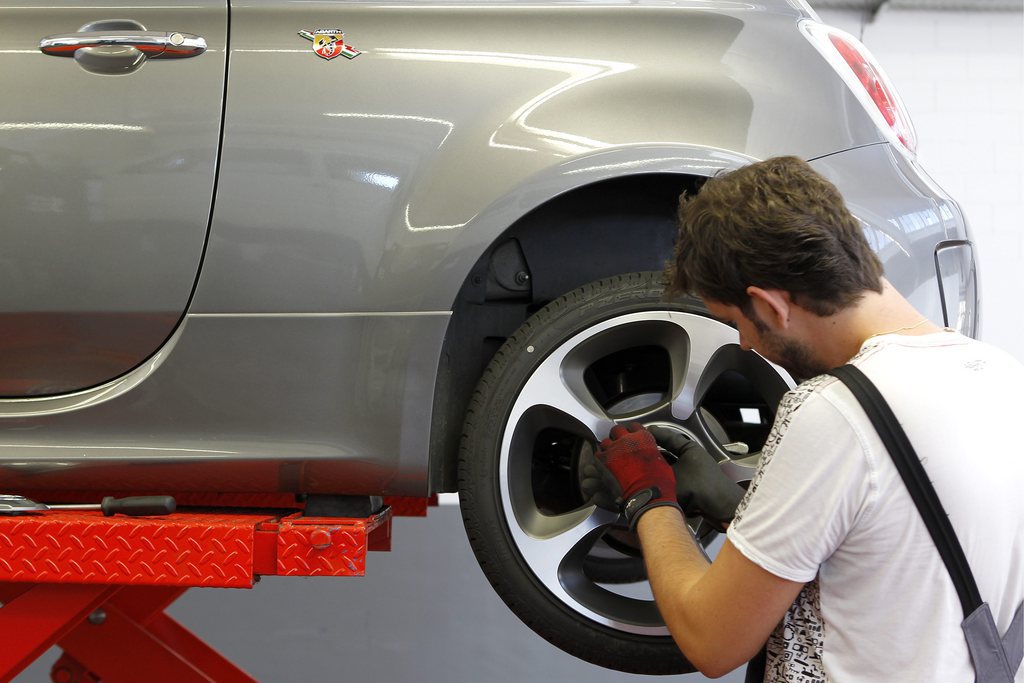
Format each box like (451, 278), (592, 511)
(647, 425), (744, 530)
(579, 423), (680, 530)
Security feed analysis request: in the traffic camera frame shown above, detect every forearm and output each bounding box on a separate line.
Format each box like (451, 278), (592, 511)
(636, 507), (753, 677)
(636, 508), (713, 657)
(638, 505), (710, 592)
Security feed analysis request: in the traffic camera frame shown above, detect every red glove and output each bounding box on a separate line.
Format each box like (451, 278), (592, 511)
(593, 423), (680, 530)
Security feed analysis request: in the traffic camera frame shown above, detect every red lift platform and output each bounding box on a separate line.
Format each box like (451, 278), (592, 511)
(0, 493), (433, 683)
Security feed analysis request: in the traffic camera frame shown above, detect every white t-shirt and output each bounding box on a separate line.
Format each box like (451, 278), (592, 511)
(727, 331), (1024, 682)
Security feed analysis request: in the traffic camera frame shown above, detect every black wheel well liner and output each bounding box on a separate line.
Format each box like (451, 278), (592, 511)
(429, 172), (702, 492)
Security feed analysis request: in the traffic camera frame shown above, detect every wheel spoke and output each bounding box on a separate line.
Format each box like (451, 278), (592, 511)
(516, 347), (616, 439)
(514, 506), (618, 595)
(719, 451), (761, 484)
(665, 312), (741, 421)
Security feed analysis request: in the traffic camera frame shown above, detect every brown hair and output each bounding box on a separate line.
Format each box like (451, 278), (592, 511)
(666, 156), (884, 316)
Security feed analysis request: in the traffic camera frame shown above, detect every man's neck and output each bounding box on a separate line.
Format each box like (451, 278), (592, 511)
(804, 279), (943, 367)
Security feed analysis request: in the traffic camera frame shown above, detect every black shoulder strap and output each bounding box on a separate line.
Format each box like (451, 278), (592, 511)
(827, 364), (983, 618)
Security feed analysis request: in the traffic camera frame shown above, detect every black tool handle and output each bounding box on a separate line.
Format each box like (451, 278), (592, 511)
(100, 495), (177, 517)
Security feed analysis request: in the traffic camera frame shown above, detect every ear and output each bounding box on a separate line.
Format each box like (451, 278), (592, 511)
(746, 286), (792, 330)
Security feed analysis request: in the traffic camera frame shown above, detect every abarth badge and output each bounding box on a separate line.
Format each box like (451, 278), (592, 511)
(298, 29), (361, 60)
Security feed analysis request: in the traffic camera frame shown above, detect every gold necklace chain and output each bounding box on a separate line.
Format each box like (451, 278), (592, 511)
(864, 317), (929, 342)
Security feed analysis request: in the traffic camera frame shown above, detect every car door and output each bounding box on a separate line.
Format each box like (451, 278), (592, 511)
(0, 2), (226, 396)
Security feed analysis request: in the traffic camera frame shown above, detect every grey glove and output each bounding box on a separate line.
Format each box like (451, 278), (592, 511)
(578, 444), (622, 513)
(646, 426), (744, 530)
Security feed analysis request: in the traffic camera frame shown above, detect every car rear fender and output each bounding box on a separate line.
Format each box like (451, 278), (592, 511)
(427, 141), (978, 492)
(193, 2), (881, 314)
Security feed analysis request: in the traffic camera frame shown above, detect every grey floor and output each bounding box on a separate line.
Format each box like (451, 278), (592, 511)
(14, 502), (744, 682)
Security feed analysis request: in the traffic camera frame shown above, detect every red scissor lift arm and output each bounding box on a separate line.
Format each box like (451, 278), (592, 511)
(0, 493), (431, 683)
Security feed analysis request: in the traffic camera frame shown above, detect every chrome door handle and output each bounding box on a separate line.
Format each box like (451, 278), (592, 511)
(40, 30), (207, 59)
(39, 28), (206, 75)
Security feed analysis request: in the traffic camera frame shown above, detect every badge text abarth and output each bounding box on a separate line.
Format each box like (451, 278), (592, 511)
(298, 29), (361, 60)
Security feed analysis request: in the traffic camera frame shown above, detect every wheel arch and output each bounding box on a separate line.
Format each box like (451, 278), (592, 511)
(428, 170), (707, 493)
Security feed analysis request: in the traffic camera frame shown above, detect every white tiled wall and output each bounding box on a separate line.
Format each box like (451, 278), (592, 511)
(820, 8), (1024, 362)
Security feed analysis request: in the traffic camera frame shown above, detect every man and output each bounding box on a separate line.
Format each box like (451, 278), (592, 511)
(586, 157), (1024, 680)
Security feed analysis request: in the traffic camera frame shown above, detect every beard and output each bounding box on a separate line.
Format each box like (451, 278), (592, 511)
(746, 308), (830, 381)
(767, 334), (830, 382)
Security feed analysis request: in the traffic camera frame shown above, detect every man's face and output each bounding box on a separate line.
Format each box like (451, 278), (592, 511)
(703, 299), (829, 381)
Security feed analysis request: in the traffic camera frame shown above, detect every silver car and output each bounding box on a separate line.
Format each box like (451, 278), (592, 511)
(0, 0), (977, 674)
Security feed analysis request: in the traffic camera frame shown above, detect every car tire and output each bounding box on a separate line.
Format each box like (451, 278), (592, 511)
(458, 272), (791, 674)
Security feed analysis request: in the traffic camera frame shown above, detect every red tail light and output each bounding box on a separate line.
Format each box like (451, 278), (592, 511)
(801, 21), (918, 156)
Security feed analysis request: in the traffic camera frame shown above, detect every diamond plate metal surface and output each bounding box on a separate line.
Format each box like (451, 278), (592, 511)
(275, 524), (364, 576)
(274, 510), (390, 577)
(0, 512), (267, 588)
